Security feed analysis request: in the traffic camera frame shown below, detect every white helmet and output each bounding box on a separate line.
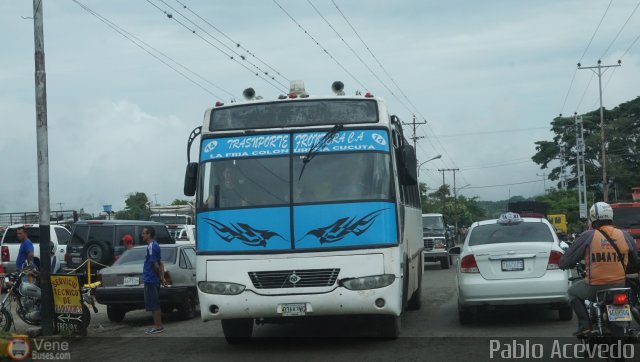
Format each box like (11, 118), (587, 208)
(589, 202), (613, 223)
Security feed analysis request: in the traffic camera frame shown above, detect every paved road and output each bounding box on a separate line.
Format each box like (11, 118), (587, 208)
(11, 260), (595, 361)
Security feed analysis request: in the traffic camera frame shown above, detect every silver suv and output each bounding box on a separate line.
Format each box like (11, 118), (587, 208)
(422, 213), (452, 269)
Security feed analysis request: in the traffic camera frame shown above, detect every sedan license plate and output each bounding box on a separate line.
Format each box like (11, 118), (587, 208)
(606, 304), (632, 322)
(123, 277), (139, 286)
(501, 259), (524, 271)
(280, 303), (306, 317)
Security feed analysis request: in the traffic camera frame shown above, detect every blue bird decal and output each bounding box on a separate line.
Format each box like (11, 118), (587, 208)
(203, 218), (284, 247)
(300, 209), (387, 244)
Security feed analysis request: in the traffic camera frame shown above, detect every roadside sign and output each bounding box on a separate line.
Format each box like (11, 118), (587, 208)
(50, 274), (86, 336)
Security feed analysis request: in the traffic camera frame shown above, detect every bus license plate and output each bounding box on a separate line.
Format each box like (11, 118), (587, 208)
(501, 259), (524, 271)
(280, 303), (306, 317)
(606, 304), (632, 322)
(123, 277), (139, 286)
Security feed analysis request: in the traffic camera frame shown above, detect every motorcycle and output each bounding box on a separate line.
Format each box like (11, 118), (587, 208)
(0, 268), (98, 331)
(569, 262), (640, 343)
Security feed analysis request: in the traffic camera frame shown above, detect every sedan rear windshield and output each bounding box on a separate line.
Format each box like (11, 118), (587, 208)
(469, 222), (554, 246)
(114, 247), (177, 265)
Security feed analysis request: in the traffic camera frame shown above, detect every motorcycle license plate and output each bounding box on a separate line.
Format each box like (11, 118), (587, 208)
(606, 304), (632, 322)
(279, 303), (306, 317)
(123, 277), (139, 286)
(501, 259), (524, 271)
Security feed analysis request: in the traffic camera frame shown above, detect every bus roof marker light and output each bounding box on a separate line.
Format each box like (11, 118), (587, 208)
(242, 88), (256, 100)
(331, 81), (345, 96)
(289, 80), (307, 97)
(364, 92), (374, 98)
(215, 101), (224, 107)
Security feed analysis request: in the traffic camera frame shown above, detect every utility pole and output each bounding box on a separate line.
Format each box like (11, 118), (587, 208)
(56, 202), (64, 211)
(578, 60), (621, 202)
(559, 144), (567, 191)
(536, 172), (547, 193)
(33, 0), (54, 335)
(575, 113), (588, 220)
(402, 114), (426, 151)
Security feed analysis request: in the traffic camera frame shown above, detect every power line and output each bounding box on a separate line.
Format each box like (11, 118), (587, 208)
(330, 0), (425, 122)
(306, 0), (412, 113)
(599, 1), (640, 60)
(146, 0), (286, 93)
(173, 0), (290, 83)
(272, 0), (369, 91)
(433, 126), (549, 138)
(72, 0), (230, 99)
(560, 0), (612, 116)
(157, 0), (288, 88)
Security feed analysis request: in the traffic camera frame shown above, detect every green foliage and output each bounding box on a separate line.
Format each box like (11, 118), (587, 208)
(420, 182), (485, 227)
(115, 192), (151, 220)
(532, 96), (640, 200)
(171, 199), (190, 205)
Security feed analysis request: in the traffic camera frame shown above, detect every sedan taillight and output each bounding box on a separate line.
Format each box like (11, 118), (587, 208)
(460, 255), (479, 273)
(547, 250), (563, 270)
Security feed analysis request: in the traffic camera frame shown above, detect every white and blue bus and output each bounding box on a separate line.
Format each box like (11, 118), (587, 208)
(183, 81), (423, 341)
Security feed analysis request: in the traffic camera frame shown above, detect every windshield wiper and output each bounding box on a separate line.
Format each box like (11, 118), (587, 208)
(298, 124), (343, 180)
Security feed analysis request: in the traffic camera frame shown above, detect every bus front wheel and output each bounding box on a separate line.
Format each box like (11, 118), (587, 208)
(221, 318), (253, 344)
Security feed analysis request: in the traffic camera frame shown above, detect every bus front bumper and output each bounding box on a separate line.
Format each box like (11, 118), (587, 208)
(197, 280), (402, 321)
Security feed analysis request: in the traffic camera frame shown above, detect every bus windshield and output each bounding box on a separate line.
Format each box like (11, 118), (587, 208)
(198, 152), (391, 210)
(613, 207), (640, 228)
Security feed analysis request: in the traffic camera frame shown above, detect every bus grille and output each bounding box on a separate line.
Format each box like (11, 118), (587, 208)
(248, 268), (340, 289)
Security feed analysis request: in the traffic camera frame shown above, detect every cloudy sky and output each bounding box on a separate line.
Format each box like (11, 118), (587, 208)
(1, 0), (639, 215)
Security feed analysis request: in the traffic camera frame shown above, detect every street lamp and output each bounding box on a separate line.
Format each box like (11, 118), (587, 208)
(418, 154), (442, 176)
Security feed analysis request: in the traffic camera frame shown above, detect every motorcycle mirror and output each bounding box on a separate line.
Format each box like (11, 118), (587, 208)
(559, 241), (570, 251)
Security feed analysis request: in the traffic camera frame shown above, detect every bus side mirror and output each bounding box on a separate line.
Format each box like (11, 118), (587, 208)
(183, 163), (198, 197)
(401, 145), (418, 185)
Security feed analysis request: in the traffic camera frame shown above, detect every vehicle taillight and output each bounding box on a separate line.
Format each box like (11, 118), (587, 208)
(547, 250), (563, 270)
(1, 246), (9, 262)
(164, 271), (173, 285)
(460, 255), (479, 273)
(613, 293), (629, 305)
(64, 253), (70, 264)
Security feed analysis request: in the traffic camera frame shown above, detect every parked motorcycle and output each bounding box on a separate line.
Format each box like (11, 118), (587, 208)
(0, 268), (97, 331)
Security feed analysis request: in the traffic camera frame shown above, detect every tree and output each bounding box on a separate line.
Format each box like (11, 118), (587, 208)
(532, 96), (640, 201)
(115, 192), (151, 220)
(171, 199), (190, 206)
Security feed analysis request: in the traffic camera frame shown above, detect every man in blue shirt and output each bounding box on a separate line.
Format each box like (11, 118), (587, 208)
(142, 226), (167, 334)
(15, 227), (34, 271)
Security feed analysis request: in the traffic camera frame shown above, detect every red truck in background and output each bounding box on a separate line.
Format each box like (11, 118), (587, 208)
(611, 187), (640, 249)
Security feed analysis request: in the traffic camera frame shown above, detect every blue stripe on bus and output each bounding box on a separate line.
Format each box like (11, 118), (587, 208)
(196, 202), (397, 252)
(292, 130), (389, 154)
(197, 208), (291, 252)
(294, 202), (397, 248)
(199, 130), (389, 160)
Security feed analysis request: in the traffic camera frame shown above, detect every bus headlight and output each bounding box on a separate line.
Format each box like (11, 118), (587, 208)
(340, 274), (395, 290)
(198, 281), (246, 295)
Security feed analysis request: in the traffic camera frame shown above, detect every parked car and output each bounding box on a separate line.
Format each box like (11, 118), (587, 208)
(449, 212), (571, 324)
(65, 220), (174, 271)
(422, 213), (452, 269)
(95, 244), (198, 322)
(0, 224), (70, 273)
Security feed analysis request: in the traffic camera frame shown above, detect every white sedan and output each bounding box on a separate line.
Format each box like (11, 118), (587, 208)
(449, 213), (571, 324)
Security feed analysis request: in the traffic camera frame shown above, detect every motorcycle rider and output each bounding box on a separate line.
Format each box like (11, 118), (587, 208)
(559, 201), (638, 336)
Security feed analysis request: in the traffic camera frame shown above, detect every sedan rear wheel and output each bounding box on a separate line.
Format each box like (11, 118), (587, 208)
(458, 306), (474, 325)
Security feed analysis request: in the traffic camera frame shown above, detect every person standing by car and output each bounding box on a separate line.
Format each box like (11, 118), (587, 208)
(142, 226), (168, 334)
(15, 227), (34, 271)
(559, 202), (638, 336)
